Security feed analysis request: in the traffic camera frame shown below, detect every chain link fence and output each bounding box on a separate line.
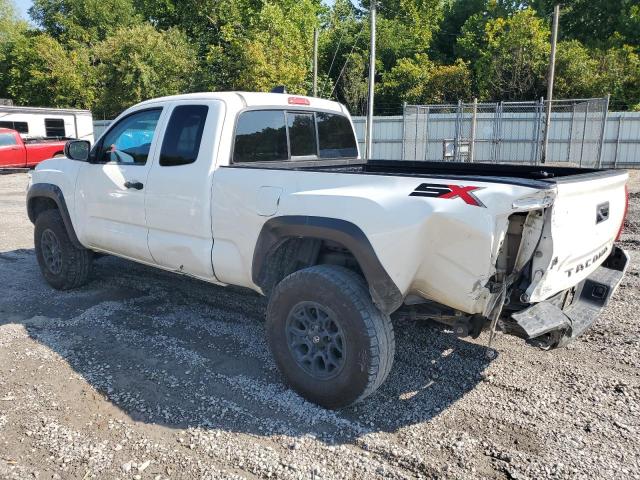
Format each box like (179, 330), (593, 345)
(401, 97), (610, 167)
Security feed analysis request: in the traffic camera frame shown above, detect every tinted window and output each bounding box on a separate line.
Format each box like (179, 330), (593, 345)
(98, 109), (161, 165)
(0, 121), (28, 133)
(233, 110), (287, 163)
(160, 105), (208, 167)
(317, 113), (358, 158)
(45, 118), (65, 137)
(0, 133), (17, 146)
(287, 112), (317, 157)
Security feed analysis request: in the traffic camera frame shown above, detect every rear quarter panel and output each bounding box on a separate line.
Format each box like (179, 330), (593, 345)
(211, 166), (545, 314)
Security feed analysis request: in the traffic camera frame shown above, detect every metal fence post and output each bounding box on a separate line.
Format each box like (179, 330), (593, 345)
(533, 97), (544, 165)
(614, 115), (622, 168)
(579, 101), (589, 167)
(414, 106), (419, 160)
(424, 106), (430, 161)
(566, 102), (575, 163)
(401, 102), (407, 160)
(454, 99), (462, 162)
(596, 94), (610, 168)
(495, 102), (503, 163)
(490, 103), (497, 163)
(469, 98), (477, 163)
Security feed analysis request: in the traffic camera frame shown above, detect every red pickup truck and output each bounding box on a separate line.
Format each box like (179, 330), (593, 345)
(0, 128), (67, 168)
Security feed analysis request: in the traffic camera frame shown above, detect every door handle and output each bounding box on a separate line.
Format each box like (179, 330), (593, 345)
(124, 181), (144, 190)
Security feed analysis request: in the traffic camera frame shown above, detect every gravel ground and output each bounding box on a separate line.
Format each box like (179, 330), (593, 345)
(0, 170), (639, 480)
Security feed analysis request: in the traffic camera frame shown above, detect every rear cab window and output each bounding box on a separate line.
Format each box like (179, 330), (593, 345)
(233, 109), (357, 163)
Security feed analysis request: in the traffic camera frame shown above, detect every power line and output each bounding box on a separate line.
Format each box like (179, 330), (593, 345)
(329, 27), (366, 99)
(321, 23), (348, 96)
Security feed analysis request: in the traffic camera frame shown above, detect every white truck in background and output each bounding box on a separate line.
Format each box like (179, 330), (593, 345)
(26, 92), (629, 408)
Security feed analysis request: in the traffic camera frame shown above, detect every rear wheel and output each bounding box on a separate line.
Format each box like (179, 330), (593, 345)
(266, 265), (395, 409)
(34, 209), (92, 290)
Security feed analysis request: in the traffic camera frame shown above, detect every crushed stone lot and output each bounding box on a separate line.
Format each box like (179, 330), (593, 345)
(1, 171), (639, 480)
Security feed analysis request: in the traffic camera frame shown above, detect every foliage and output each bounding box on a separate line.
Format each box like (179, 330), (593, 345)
(92, 24), (196, 117)
(554, 40), (599, 99)
(558, 0), (640, 49)
(459, 8), (550, 101)
(30, 0), (140, 44)
(379, 54), (471, 105)
(0, 0), (639, 115)
(3, 32), (95, 108)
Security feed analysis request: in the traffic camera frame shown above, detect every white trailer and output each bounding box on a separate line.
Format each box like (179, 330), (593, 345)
(0, 105), (94, 144)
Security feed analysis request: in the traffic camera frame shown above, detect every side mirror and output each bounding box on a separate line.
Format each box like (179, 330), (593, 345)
(64, 140), (91, 162)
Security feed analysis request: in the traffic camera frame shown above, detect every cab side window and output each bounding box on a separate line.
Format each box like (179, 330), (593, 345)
(0, 133), (18, 146)
(160, 105), (208, 167)
(96, 109), (162, 165)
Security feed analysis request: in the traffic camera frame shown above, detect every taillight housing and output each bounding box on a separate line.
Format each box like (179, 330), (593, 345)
(615, 184), (629, 241)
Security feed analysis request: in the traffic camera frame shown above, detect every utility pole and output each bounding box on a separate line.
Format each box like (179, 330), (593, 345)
(313, 28), (319, 97)
(365, 0), (377, 160)
(542, 3), (560, 164)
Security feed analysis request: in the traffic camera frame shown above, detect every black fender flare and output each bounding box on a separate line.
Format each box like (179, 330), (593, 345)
(26, 183), (83, 249)
(252, 216), (403, 314)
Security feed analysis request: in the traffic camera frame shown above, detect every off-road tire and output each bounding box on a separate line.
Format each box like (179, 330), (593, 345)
(34, 209), (92, 290)
(266, 265), (395, 409)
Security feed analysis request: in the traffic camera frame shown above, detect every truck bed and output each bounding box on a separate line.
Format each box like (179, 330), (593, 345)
(230, 159), (624, 189)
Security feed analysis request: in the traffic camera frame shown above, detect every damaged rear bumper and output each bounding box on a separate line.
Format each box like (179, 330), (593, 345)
(509, 246), (629, 348)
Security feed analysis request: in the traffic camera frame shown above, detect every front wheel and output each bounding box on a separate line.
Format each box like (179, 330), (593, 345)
(266, 265), (395, 409)
(34, 209), (92, 290)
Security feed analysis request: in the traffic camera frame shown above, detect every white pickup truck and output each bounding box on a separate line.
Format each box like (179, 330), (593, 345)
(27, 92), (629, 408)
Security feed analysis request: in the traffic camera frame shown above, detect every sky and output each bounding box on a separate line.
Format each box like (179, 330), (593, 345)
(13, 0), (32, 21)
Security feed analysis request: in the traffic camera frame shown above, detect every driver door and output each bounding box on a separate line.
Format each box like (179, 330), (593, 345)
(75, 108), (164, 262)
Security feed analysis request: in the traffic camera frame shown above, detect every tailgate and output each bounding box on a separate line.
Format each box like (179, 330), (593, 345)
(526, 170), (628, 302)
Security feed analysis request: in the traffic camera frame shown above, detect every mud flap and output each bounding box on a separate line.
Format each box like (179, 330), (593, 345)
(511, 246), (629, 348)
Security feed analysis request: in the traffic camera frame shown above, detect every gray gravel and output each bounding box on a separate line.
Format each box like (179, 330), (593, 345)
(1, 171), (639, 479)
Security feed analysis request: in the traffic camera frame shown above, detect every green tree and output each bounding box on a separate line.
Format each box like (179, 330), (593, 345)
(459, 8), (550, 100)
(379, 53), (434, 105)
(426, 60), (473, 103)
(30, 0), (140, 45)
(431, 0), (485, 63)
(3, 32), (95, 108)
(554, 40), (599, 98)
(379, 54), (472, 105)
(317, 0), (364, 104)
(232, 0), (320, 93)
(595, 46), (640, 109)
(559, 0), (639, 49)
(93, 24), (196, 117)
(0, 0), (27, 96)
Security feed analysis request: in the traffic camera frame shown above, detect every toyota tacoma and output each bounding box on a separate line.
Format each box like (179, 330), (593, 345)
(26, 92), (629, 408)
